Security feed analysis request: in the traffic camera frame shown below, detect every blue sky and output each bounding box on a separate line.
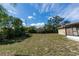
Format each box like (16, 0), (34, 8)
(1, 3), (79, 27)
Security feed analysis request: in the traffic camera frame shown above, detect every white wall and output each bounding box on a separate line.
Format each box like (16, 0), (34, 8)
(58, 28), (66, 35)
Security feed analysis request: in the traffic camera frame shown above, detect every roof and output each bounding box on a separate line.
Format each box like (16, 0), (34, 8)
(59, 22), (79, 29)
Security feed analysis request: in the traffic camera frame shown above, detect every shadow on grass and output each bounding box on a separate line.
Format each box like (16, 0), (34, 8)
(0, 34), (31, 45)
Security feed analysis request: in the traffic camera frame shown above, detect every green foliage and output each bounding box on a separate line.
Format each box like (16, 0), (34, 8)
(24, 16), (64, 33)
(0, 5), (30, 41)
(12, 18), (22, 28)
(0, 4), (64, 42)
(26, 26), (37, 33)
(43, 16), (64, 33)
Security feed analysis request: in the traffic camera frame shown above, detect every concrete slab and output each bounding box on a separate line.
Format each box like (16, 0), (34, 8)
(67, 36), (79, 41)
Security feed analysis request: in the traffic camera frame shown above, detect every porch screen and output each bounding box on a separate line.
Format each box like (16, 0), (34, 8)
(66, 28), (73, 36)
(72, 27), (78, 36)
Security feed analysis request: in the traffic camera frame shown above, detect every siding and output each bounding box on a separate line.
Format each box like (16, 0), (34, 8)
(58, 28), (66, 35)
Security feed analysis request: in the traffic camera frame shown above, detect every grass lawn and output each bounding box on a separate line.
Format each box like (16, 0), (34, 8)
(0, 34), (79, 56)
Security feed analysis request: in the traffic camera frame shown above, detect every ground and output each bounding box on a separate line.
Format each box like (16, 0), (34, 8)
(0, 34), (79, 56)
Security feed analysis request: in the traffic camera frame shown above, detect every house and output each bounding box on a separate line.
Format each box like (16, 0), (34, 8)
(58, 22), (79, 41)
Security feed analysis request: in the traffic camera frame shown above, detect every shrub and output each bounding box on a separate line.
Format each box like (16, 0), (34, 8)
(26, 26), (37, 33)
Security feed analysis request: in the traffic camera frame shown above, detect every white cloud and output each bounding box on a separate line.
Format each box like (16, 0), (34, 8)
(1, 3), (17, 15)
(30, 3), (55, 14)
(30, 22), (45, 28)
(58, 4), (74, 17)
(40, 4), (51, 13)
(65, 8), (79, 20)
(58, 4), (79, 22)
(21, 18), (26, 26)
(30, 3), (79, 22)
(21, 18), (26, 22)
(40, 4), (47, 13)
(8, 10), (16, 15)
(22, 22), (26, 26)
(28, 16), (33, 19)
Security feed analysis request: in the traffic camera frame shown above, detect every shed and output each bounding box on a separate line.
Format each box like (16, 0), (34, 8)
(58, 22), (79, 41)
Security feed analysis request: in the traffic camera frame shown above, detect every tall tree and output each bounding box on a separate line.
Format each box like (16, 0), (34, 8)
(12, 17), (22, 28)
(49, 16), (64, 27)
(45, 16), (64, 33)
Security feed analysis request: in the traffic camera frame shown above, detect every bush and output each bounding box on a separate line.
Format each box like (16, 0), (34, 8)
(26, 26), (37, 33)
(0, 26), (30, 40)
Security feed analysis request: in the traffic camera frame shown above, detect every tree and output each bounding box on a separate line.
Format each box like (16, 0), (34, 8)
(11, 18), (24, 37)
(12, 17), (22, 29)
(0, 4), (30, 40)
(44, 24), (53, 33)
(27, 26), (37, 33)
(0, 5), (9, 27)
(49, 16), (64, 27)
(44, 16), (64, 33)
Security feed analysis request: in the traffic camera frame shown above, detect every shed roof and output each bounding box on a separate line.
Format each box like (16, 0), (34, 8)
(59, 22), (79, 29)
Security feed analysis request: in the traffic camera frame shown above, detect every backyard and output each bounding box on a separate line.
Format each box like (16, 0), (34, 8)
(0, 34), (79, 56)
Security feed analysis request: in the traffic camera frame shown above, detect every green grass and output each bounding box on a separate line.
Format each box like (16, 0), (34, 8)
(0, 33), (79, 56)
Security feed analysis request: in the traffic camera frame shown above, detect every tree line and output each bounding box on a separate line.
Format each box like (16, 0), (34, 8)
(0, 4), (70, 41)
(0, 4), (30, 41)
(25, 16), (70, 33)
